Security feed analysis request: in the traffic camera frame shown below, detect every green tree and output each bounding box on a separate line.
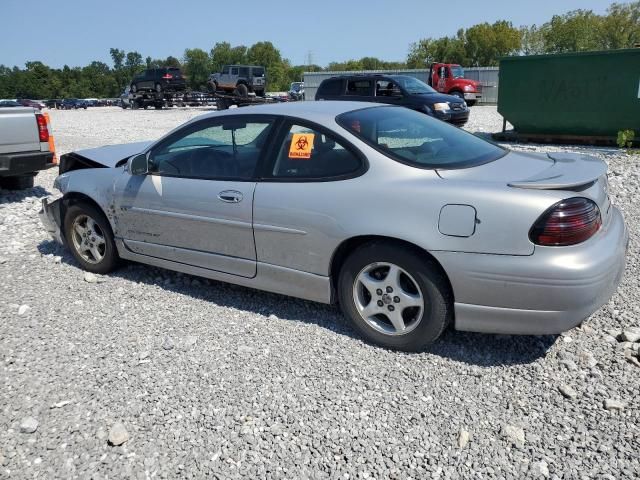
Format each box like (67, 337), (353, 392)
(541, 10), (603, 53)
(520, 25), (545, 55)
(183, 48), (211, 90)
(600, 1), (640, 49)
(210, 42), (247, 72)
(465, 21), (521, 65)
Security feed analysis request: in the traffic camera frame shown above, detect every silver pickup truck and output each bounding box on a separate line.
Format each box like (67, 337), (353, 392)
(0, 107), (54, 189)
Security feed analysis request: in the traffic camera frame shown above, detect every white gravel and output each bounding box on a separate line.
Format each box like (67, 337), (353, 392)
(1, 106), (639, 479)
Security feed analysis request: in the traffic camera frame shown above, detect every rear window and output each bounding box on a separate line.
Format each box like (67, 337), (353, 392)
(317, 78), (343, 97)
(337, 106), (506, 169)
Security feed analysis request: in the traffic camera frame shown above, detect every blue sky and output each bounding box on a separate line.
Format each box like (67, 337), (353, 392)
(1, 0), (613, 68)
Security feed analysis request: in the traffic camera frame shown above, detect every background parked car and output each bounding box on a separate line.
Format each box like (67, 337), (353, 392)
(61, 98), (88, 110)
(17, 99), (44, 110)
(208, 65), (266, 97)
(288, 82), (305, 101)
(0, 100), (21, 107)
(130, 67), (187, 94)
(45, 99), (62, 109)
(315, 74), (470, 126)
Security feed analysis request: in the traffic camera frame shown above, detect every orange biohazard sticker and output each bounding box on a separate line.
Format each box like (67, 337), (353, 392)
(288, 133), (315, 159)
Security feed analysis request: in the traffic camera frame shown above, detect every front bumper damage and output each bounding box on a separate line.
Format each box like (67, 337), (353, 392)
(39, 196), (64, 245)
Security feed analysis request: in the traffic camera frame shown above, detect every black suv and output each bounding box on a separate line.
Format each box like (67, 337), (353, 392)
(130, 67), (187, 94)
(315, 75), (469, 126)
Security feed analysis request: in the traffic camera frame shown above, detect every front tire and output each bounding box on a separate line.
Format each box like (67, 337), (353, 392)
(450, 91), (464, 100)
(64, 202), (119, 274)
(337, 242), (452, 351)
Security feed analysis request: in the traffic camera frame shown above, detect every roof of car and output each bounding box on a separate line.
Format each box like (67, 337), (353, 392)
(198, 101), (388, 123)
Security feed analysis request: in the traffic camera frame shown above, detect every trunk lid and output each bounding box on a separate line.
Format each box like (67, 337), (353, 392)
(437, 150), (611, 221)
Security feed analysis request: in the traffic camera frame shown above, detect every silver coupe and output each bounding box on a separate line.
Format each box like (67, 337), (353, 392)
(40, 102), (628, 351)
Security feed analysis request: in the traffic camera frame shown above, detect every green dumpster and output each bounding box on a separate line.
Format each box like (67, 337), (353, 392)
(498, 49), (640, 138)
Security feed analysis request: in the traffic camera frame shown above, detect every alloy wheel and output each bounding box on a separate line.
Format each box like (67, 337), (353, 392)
(352, 262), (425, 336)
(70, 214), (106, 264)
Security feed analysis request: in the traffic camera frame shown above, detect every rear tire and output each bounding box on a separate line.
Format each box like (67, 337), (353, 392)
(466, 100), (477, 107)
(0, 174), (35, 190)
(235, 83), (249, 97)
(63, 202), (119, 274)
(337, 241), (452, 351)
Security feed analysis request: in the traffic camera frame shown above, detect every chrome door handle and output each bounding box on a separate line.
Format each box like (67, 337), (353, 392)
(217, 190), (243, 203)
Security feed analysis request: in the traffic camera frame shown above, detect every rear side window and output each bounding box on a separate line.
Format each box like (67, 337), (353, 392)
(337, 106), (506, 169)
(317, 78), (343, 97)
(270, 124), (363, 180)
(346, 79), (373, 96)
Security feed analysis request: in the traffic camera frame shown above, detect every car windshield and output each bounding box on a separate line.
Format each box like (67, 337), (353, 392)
(337, 106), (506, 169)
(253, 68), (265, 77)
(451, 65), (465, 78)
(389, 76), (436, 94)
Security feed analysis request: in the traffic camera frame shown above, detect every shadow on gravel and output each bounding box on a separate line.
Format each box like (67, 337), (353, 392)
(37, 239), (557, 366)
(0, 185), (50, 203)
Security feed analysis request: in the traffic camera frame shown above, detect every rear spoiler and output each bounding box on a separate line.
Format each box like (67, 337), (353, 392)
(508, 153), (607, 190)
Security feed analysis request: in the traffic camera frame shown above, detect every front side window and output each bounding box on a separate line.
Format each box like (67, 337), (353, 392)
(271, 124), (362, 179)
(390, 76), (436, 95)
(337, 106), (506, 169)
(375, 80), (402, 97)
(222, 66), (230, 74)
(346, 79), (373, 96)
(148, 118), (273, 180)
(239, 67), (249, 76)
(231, 67), (239, 75)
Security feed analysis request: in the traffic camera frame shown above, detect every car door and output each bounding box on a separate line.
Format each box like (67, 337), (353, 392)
(252, 120), (366, 276)
(219, 66), (232, 88)
(114, 115), (276, 278)
(374, 79), (404, 106)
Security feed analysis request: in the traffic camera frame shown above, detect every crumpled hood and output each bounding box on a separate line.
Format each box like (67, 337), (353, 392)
(73, 141), (153, 168)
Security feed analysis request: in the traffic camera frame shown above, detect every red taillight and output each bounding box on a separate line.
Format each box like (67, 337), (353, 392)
(35, 113), (49, 142)
(530, 197), (602, 246)
(162, 74), (173, 79)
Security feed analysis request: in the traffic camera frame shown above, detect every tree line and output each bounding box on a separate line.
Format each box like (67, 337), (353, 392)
(0, 1), (637, 99)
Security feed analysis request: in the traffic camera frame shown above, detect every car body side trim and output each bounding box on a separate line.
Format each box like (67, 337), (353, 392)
(252, 223), (307, 235)
(126, 206), (252, 230)
(115, 239), (332, 304)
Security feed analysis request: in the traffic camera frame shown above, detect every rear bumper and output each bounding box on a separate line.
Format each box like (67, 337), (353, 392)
(433, 206), (628, 334)
(0, 151), (54, 176)
(39, 196), (64, 245)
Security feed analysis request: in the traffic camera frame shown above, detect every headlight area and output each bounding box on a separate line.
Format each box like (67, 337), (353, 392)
(432, 102), (451, 112)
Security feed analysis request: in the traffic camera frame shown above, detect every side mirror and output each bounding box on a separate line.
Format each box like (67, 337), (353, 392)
(128, 153), (148, 175)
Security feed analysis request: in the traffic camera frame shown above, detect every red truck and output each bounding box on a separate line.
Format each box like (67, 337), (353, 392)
(427, 63), (482, 106)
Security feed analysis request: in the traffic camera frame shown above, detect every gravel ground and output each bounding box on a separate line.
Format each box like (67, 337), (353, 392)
(1, 106), (639, 479)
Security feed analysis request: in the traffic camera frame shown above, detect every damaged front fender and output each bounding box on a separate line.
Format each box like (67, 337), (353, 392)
(39, 196), (65, 245)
